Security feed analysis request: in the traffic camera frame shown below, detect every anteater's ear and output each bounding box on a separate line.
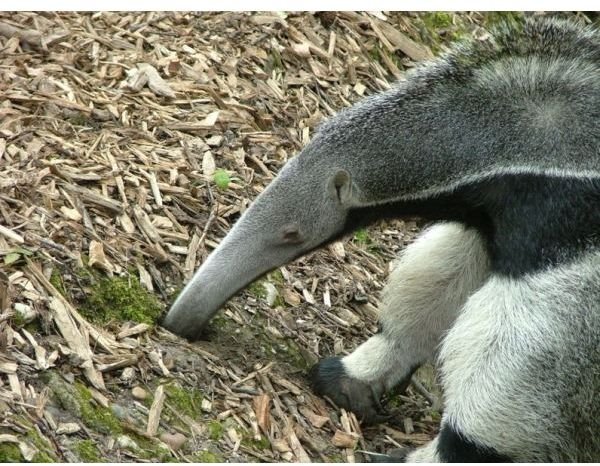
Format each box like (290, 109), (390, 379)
(329, 169), (358, 205)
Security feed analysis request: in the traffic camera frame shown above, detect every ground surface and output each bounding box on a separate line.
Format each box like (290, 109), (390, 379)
(0, 11), (594, 463)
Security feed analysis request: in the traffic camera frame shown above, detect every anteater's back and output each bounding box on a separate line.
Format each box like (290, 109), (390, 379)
(308, 17), (600, 200)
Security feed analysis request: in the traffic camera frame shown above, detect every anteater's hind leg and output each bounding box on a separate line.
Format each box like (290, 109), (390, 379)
(310, 222), (490, 423)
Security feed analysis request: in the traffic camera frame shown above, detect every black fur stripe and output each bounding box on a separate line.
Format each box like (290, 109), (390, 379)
(437, 424), (512, 463)
(342, 174), (600, 278)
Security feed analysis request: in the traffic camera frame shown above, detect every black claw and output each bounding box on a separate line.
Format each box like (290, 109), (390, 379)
(309, 357), (387, 425)
(309, 358), (421, 426)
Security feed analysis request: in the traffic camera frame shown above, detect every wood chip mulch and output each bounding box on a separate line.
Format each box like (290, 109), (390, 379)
(2, 10), (590, 463)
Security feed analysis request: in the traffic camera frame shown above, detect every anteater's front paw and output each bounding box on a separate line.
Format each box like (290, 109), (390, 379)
(309, 357), (389, 424)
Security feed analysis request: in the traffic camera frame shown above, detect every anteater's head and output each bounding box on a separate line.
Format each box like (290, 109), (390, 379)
(163, 153), (362, 339)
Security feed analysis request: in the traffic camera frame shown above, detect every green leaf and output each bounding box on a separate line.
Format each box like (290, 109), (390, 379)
(13, 247), (33, 256)
(4, 252), (21, 265)
(213, 169), (231, 190)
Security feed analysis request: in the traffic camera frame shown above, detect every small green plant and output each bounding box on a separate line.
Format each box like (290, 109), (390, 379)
(3, 247), (34, 266)
(353, 228), (370, 244)
(213, 169), (230, 190)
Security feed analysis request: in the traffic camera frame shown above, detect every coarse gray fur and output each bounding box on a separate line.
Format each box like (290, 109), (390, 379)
(164, 17), (600, 461)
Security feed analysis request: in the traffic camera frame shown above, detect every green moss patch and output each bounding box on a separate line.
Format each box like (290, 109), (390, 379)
(0, 443), (22, 462)
(66, 112), (94, 127)
(32, 451), (55, 462)
(0, 422), (56, 462)
(422, 11), (454, 29)
(27, 428), (56, 462)
(242, 434), (270, 451)
(49, 269), (67, 298)
(267, 270), (285, 285)
(74, 440), (103, 462)
(416, 12), (471, 53)
(45, 372), (123, 436)
(75, 383), (123, 435)
(246, 274), (285, 307)
(261, 337), (313, 371)
(191, 450), (224, 463)
(207, 420), (225, 441)
(482, 11), (525, 29)
(44, 372), (81, 413)
(11, 310), (29, 329)
(247, 280), (267, 300)
(164, 383), (204, 418)
(128, 433), (173, 462)
(81, 275), (162, 325)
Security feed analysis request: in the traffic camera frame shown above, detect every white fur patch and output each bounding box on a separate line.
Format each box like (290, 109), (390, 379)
(405, 437), (440, 462)
(343, 222), (490, 390)
(437, 253), (600, 461)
